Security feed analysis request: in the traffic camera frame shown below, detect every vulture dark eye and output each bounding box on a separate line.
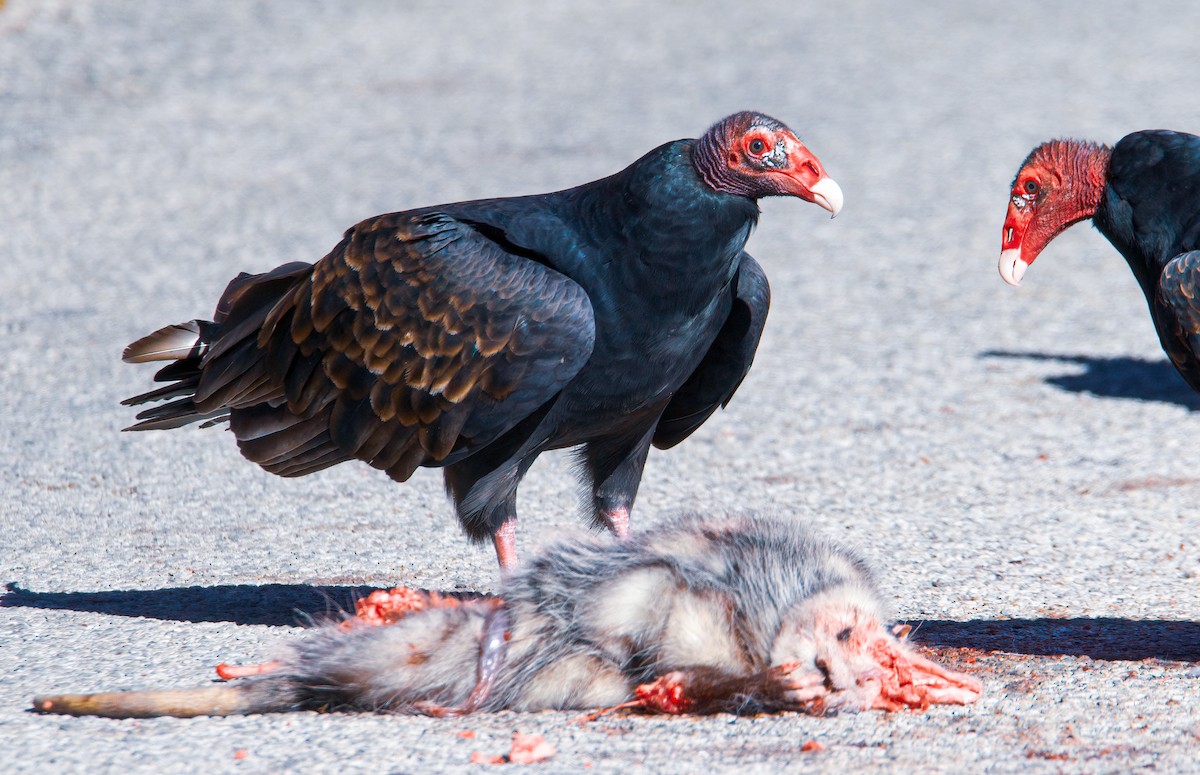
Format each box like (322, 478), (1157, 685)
(748, 139), (767, 154)
(837, 627), (852, 642)
(1024, 180), (1039, 195)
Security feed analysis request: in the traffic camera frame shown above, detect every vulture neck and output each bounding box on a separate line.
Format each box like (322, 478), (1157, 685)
(1091, 142), (1178, 299)
(692, 126), (755, 197)
(574, 140), (759, 313)
(1070, 143), (1111, 222)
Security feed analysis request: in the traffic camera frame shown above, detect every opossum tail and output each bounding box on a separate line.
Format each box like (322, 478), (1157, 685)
(31, 682), (286, 719)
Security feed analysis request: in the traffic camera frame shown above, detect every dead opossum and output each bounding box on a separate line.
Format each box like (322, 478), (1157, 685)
(32, 513), (982, 718)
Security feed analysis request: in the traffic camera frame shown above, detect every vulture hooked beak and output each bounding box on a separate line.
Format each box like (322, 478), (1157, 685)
(998, 248), (1027, 286)
(998, 199), (1034, 286)
(809, 177), (844, 219)
(781, 140), (843, 218)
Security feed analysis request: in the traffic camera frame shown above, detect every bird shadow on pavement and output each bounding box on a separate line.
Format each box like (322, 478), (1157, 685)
(908, 617), (1199, 662)
(0, 581), (432, 627)
(981, 350), (1200, 411)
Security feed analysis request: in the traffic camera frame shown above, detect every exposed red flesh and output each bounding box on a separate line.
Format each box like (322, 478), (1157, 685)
(469, 732), (556, 765)
(508, 732), (556, 764)
(578, 640), (979, 721)
(343, 585), (491, 630)
(630, 671), (693, 714)
(866, 634), (983, 711)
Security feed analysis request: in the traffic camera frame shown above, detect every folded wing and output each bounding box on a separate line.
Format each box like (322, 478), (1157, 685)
(124, 212), (596, 482)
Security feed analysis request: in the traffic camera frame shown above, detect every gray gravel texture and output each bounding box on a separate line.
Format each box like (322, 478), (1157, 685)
(2, 1), (1198, 772)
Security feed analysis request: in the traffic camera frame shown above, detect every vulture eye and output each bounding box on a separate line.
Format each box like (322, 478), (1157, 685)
(837, 627), (852, 642)
(748, 138), (767, 154)
(1024, 180), (1039, 195)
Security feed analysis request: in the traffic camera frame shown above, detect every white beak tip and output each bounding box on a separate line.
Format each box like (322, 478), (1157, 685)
(998, 249), (1028, 286)
(810, 177), (844, 218)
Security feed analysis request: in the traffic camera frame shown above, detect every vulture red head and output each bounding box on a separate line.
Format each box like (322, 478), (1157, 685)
(998, 139), (1112, 285)
(693, 111), (843, 216)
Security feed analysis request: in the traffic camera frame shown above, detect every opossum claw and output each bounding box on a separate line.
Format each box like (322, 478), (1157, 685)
(775, 662), (832, 706)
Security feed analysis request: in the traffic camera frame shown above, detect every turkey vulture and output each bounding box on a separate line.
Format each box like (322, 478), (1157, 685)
(999, 130), (1200, 391)
(123, 111), (843, 568)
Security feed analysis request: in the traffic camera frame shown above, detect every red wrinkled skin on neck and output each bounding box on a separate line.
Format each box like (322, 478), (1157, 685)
(1008, 140), (1112, 263)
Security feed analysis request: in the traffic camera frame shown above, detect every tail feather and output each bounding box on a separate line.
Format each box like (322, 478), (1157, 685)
(152, 358), (203, 384)
(120, 376), (201, 407)
(121, 263), (313, 435)
(119, 260), (399, 479)
(198, 413), (232, 429)
(121, 322), (207, 364)
(203, 262), (311, 363)
(230, 404), (353, 476)
(192, 341), (271, 407)
(124, 401), (231, 432)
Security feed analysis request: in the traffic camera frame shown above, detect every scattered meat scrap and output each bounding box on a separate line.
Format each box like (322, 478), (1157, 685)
(470, 733), (555, 765)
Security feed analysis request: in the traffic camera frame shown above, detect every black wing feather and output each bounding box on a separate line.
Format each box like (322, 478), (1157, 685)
(653, 253), (770, 449)
(1155, 250), (1200, 392)
(123, 211), (596, 482)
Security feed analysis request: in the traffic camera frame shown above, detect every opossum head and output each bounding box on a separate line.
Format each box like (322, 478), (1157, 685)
(770, 583), (982, 713)
(769, 583), (886, 709)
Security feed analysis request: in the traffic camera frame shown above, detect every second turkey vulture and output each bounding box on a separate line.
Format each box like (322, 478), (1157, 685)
(998, 130), (1200, 392)
(123, 111), (843, 568)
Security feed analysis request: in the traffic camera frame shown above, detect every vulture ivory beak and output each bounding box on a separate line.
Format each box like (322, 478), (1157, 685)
(809, 177), (844, 218)
(998, 248), (1027, 286)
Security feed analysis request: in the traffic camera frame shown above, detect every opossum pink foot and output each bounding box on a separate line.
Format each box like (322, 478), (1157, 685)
(572, 672), (691, 723)
(774, 660), (832, 707)
(215, 660), (280, 679)
(631, 671), (692, 714)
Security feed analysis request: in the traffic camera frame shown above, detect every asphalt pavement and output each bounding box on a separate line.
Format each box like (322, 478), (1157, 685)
(1, 1), (1197, 772)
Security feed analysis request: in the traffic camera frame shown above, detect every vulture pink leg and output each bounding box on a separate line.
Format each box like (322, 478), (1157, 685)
(492, 518), (519, 569)
(601, 506), (631, 539)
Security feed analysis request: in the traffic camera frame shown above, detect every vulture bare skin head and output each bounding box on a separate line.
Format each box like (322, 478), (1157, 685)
(121, 112), (843, 568)
(998, 139), (1111, 285)
(694, 111), (843, 215)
